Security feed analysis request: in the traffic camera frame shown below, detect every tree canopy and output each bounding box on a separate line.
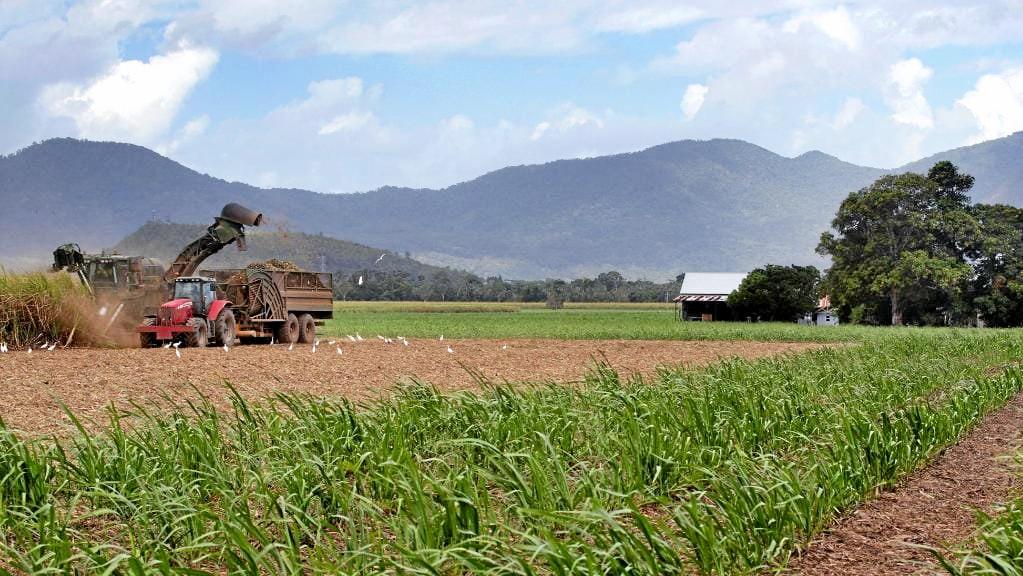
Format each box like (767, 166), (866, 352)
(727, 264), (821, 321)
(819, 161), (1023, 326)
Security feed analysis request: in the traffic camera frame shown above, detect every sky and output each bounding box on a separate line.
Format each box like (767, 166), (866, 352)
(2, 0), (1023, 193)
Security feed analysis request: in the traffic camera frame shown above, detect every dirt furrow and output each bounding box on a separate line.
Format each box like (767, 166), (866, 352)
(789, 391), (1023, 576)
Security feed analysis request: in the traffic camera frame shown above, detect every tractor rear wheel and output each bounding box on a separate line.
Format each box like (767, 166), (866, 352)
(185, 317), (209, 348)
(216, 308), (237, 346)
(298, 313), (316, 344)
(139, 317), (158, 348)
(276, 313), (300, 344)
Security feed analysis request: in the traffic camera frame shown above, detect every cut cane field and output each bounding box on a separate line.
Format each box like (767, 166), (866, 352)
(1, 285), (1022, 574)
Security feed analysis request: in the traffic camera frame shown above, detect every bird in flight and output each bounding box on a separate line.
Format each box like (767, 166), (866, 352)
(375, 253), (386, 264)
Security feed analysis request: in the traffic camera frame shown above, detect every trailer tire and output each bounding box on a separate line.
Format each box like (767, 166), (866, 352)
(185, 317), (209, 348)
(298, 313), (316, 344)
(139, 317), (158, 348)
(216, 308), (237, 346)
(276, 313), (300, 344)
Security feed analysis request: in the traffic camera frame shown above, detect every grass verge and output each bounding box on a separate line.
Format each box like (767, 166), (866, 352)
(327, 303), (991, 342)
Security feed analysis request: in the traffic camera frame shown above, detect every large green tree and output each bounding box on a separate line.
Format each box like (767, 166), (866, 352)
(817, 163), (976, 326)
(727, 264), (821, 321)
(968, 203), (1023, 326)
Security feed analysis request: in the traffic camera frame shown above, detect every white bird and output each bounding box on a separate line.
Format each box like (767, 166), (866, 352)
(0, 342), (7, 353)
(163, 342), (172, 349)
(288, 343), (294, 351)
(40, 341), (48, 350)
(27, 348), (32, 354)
(223, 344), (229, 352)
(175, 348), (181, 358)
(357, 275), (364, 286)
(172, 341), (181, 348)
(47, 343), (56, 352)
(327, 340), (335, 345)
(311, 345), (317, 353)
(446, 346), (454, 354)
(439, 335), (444, 341)
(402, 339), (410, 347)
(375, 253), (386, 264)
(336, 346), (343, 355)
(501, 345), (508, 350)
(269, 337), (276, 346)
(346, 335), (356, 342)
(314, 339), (321, 346)
(356, 333), (364, 341)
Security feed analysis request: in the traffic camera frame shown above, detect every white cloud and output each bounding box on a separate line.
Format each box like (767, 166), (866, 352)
(832, 97), (865, 129)
(319, 111), (374, 135)
(40, 44), (218, 143)
(529, 105), (605, 141)
(680, 83), (709, 120)
(530, 121), (551, 141)
(157, 114), (210, 155)
(957, 68), (1023, 144)
(442, 114), (475, 132)
(783, 6), (861, 50)
(595, 5), (704, 34)
(886, 57), (933, 129)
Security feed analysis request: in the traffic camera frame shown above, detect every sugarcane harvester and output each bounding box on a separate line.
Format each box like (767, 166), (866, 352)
(136, 203), (334, 348)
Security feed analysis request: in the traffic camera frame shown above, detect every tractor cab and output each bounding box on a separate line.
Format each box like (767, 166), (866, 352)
(173, 276), (217, 316)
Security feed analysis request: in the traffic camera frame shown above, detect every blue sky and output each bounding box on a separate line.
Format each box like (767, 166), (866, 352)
(2, 1), (1022, 193)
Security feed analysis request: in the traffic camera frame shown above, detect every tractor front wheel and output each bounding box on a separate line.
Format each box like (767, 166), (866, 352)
(185, 318), (209, 348)
(298, 313), (316, 344)
(139, 317), (158, 348)
(276, 313), (300, 344)
(216, 308), (237, 346)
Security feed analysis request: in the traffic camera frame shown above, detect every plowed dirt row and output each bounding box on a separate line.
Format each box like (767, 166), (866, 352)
(0, 339), (820, 435)
(789, 390), (1023, 576)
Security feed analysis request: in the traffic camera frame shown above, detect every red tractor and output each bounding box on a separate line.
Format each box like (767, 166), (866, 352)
(139, 276), (236, 347)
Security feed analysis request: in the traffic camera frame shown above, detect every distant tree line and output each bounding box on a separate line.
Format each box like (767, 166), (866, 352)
(333, 269), (679, 304)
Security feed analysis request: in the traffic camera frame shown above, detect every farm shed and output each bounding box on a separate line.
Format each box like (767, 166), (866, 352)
(673, 272), (748, 321)
(815, 295), (839, 325)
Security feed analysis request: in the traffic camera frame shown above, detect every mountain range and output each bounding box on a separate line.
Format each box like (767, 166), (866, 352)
(2, 133), (1020, 279)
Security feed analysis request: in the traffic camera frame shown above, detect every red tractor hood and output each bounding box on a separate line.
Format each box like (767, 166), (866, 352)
(160, 298), (195, 326)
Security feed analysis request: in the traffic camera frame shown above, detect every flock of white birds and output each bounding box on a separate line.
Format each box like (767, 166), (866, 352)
(0, 334), (512, 357)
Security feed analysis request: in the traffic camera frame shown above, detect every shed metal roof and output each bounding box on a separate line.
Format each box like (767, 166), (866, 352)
(678, 272), (748, 296)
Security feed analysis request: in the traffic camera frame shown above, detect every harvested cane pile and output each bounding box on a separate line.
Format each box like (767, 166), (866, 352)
(0, 271), (103, 348)
(226, 259), (301, 285)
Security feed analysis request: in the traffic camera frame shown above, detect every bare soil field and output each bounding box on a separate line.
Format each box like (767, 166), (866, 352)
(0, 339), (821, 435)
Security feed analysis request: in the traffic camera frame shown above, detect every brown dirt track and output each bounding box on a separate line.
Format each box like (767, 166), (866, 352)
(790, 390), (1023, 576)
(0, 339), (820, 435)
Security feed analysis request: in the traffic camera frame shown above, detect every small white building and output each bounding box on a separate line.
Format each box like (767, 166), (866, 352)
(814, 296), (840, 326)
(673, 272), (749, 321)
